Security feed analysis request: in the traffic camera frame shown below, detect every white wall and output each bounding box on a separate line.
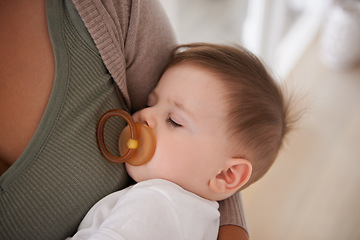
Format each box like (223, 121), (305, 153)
(159, 0), (333, 78)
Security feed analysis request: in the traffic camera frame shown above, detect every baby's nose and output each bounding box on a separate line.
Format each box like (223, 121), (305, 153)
(131, 111), (142, 123)
(133, 108), (157, 130)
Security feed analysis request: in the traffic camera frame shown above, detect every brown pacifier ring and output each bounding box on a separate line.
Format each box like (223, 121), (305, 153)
(96, 109), (138, 164)
(96, 109), (156, 166)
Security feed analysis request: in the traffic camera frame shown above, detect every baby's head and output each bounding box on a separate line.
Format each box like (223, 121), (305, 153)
(126, 43), (291, 201)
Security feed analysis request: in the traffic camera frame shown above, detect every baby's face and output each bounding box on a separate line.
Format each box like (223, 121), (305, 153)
(126, 63), (232, 199)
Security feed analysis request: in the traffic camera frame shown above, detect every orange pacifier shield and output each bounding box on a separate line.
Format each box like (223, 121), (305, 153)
(119, 123), (155, 166)
(96, 109), (156, 166)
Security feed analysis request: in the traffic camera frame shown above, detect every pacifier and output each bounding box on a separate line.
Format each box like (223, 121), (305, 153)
(96, 109), (156, 166)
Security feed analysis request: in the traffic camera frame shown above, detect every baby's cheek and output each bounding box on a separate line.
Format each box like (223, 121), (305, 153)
(125, 164), (146, 182)
(124, 163), (136, 180)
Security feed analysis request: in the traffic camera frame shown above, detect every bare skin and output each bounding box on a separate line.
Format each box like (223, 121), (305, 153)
(218, 225), (249, 240)
(0, 0), (54, 175)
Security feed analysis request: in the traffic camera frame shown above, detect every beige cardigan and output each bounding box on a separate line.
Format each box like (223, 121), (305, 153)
(73, 0), (247, 230)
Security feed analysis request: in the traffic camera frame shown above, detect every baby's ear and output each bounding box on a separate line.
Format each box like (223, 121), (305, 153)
(209, 158), (252, 195)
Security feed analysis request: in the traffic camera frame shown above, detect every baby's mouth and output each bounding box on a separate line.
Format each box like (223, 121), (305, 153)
(119, 122), (156, 166)
(96, 109), (155, 166)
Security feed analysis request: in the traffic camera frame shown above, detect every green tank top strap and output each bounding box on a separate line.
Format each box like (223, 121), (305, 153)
(0, 0), (131, 239)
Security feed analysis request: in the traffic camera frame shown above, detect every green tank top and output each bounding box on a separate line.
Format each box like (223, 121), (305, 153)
(0, 1), (131, 239)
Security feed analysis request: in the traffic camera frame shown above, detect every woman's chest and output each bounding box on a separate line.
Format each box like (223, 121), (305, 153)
(0, 0), (54, 172)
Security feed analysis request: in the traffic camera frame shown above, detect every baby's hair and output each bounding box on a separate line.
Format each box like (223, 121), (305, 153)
(164, 43), (293, 189)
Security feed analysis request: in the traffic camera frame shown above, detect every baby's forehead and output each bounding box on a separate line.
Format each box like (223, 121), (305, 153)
(155, 64), (228, 111)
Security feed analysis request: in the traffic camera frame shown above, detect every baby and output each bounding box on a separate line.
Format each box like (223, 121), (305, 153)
(68, 43), (292, 239)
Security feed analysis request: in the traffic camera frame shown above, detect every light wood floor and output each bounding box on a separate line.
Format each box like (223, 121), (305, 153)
(242, 37), (360, 240)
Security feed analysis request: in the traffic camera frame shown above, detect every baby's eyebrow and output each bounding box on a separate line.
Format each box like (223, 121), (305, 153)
(173, 101), (185, 111)
(171, 99), (195, 119)
(150, 89), (195, 119)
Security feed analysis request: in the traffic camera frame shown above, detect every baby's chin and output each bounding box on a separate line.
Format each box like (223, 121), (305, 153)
(125, 163), (151, 183)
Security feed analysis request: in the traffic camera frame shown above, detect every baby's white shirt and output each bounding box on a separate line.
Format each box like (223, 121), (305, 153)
(67, 179), (220, 240)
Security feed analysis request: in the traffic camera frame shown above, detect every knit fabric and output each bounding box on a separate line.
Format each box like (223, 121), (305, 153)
(73, 0), (178, 112)
(0, 1), (129, 239)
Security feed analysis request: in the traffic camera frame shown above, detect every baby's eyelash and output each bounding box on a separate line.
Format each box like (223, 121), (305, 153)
(166, 116), (182, 128)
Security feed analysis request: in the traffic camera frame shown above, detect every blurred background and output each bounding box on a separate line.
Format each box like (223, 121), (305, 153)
(159, 0), (360, 239)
